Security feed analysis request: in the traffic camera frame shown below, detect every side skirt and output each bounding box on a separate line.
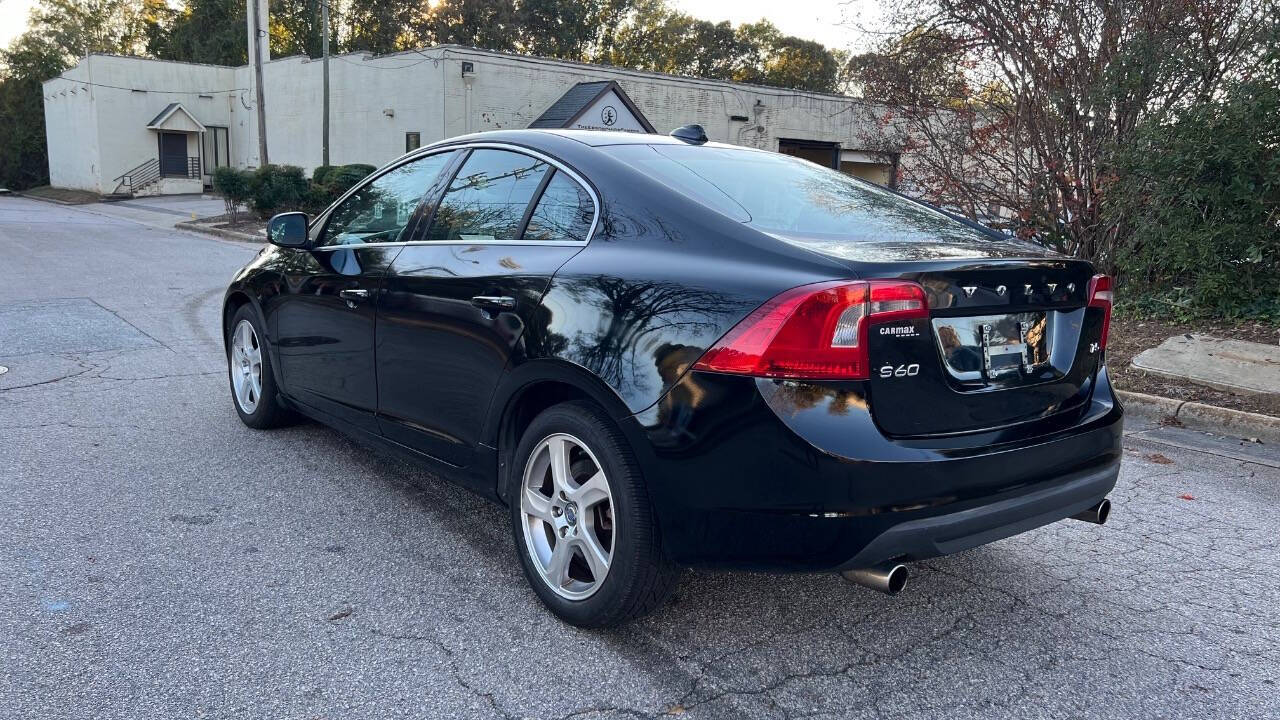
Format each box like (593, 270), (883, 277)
(282, 395), (504, 505)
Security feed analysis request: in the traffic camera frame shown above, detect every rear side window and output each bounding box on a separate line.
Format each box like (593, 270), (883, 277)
(425, 149), (550, 242)
(605, 144), (991, 245)
(318, 150), (456, 248)
(523, 171), (594, 242)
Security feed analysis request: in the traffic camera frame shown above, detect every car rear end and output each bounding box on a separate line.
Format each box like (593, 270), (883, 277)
(604, 142), (1122, 580)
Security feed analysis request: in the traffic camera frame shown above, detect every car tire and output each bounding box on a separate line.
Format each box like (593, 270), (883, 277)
(226, 304), (295, 429)
(509, 400), (680, 627)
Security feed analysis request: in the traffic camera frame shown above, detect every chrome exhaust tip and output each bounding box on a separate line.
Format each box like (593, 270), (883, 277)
(841, 563), (909, 596)
(1071, 498), (1111, 525)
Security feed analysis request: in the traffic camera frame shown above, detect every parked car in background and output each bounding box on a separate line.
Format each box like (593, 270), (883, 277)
(223, 127), (1121, 627)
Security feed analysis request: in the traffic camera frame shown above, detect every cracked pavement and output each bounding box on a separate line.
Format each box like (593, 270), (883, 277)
(2, 195), (1278, 719)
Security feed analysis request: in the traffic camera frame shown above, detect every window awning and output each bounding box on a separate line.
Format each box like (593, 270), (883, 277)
(146, 103), (206, 133)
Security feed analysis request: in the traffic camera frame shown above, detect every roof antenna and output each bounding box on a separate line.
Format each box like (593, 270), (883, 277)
(670, 124), (708, 145)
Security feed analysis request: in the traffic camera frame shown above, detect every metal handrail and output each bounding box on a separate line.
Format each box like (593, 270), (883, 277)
(112, 158), (160, 195)
(110, 155), (201, 196)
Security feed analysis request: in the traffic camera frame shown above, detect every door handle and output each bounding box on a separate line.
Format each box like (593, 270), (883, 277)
(470, 295), (516, 311)
(339, 288), (370, 307)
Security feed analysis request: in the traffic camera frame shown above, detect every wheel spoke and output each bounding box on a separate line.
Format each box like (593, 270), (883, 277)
(573, 470), (609, 509)
(548, 436), (572, 495)
(545, 539), (573, 587)
(522, 486), (554, 522)
(578, 527), (610, 581)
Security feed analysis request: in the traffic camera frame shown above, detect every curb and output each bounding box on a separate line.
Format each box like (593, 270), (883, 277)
(175, 220), (264, 244)
(1117, 389), (1280, 443)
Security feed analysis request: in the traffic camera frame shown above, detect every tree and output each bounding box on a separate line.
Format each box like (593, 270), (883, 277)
(1105, 47), (1280, 318)
(148, 0), (248, 66)
(416, 0), (521, 51)
(344, 0), (420, 55)
(843, 0), (1278, 271)
(270, 0), (326, 58)
(515, 0), (613, 59)
(603, 10), (842, 91)
(844, 27), (968, 107)
(0, 35), (67, 189)
(757, 35), (840, 92)
(26, 0), (156, 60)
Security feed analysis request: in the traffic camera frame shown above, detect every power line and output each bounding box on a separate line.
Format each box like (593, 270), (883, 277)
(46, 77), (249, 95)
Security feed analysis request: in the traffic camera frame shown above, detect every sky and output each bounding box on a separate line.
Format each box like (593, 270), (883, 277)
(0, 0), (882, 55)
(670, 0), (883, 53)
(0, 0), (34, 50)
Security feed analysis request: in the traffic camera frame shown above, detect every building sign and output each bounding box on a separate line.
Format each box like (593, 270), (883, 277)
(569, 90), (650, 133)
(529, 80), (656, 134)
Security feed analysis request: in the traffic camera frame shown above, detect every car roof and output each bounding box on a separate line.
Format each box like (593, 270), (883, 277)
(423, 128), (744, 151)
(536, 129), (710, 147)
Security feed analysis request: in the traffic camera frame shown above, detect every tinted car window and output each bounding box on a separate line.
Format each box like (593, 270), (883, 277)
(319, 151), (456, 248)
(605, 145), (992, 245)
(522, 171), (594, 242)
(425, 149), (550, 242)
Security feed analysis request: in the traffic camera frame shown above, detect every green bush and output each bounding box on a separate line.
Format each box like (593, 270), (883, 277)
(247, 164), (308, 218)
(299, 163), (378, 214)
(1107, 80), (1280, 321)
(311, 165), (336, 186)
(211, 166), (251, 223)
(329, 164), (376, 194)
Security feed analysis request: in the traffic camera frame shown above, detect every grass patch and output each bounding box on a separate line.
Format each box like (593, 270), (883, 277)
(20, 186), (102, 205)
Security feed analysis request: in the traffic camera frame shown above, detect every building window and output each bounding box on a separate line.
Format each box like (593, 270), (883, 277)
(202, 126), (230, 174)
(405, 132), (421, 152)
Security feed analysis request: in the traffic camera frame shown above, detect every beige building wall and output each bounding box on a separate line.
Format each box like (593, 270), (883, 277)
(43, 47), (905, 194)
(43, 55), (241, 193)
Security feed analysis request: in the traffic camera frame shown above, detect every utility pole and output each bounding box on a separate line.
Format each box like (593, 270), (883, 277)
(321, 0), (330, 166)
(252, 0), (269, 165)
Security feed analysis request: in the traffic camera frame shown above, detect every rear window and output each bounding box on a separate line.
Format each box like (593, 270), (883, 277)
(605, 144), (991, 245)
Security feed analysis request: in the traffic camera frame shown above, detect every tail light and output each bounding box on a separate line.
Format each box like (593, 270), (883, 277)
(693, 280), (928, 380)
(1087, 274), (1113, 349)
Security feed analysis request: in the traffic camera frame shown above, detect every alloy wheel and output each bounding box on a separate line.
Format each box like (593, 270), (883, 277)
(520, 433), (615, 600)
(230, 319), (264, 414)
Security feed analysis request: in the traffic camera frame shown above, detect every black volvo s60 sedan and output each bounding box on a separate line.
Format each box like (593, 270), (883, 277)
(223, 127), (1121, 627)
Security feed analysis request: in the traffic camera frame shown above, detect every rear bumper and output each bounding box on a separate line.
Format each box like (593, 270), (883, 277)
(837, 458), (1117, 569)
(629, 367), (1123, 571)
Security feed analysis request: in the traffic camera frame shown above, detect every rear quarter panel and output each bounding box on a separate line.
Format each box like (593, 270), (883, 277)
(524, 151), (856, 416)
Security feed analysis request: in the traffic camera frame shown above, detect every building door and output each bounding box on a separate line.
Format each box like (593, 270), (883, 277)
(778, 138), (839, 169)
(158, 132), (187, 176)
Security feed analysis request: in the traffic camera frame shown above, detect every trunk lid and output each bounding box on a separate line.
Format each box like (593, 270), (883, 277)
(862, 258), (1104, 436)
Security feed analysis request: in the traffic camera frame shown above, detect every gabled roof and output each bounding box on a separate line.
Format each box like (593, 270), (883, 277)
(529, 80), (656, 133)
(146, 102), (206, 132)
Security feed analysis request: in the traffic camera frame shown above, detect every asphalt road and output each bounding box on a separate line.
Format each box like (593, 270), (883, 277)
(2, 195), (1278, 719)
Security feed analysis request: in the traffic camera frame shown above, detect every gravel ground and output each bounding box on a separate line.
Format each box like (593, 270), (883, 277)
(2, 196), (1278, 719)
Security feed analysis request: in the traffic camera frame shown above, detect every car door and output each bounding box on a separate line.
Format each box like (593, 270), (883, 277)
(376, 146), (597, 469)
(272, 150), (460, 432)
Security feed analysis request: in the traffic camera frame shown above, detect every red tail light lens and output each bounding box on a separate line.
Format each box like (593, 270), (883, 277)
(1087, 274), (1113, 349)
(693, 280), (928, 380)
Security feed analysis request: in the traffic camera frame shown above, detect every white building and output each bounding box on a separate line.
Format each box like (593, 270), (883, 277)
(42, 5), (901, 196)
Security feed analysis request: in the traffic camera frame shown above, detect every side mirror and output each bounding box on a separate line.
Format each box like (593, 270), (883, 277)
(267, 212), (309, 248)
